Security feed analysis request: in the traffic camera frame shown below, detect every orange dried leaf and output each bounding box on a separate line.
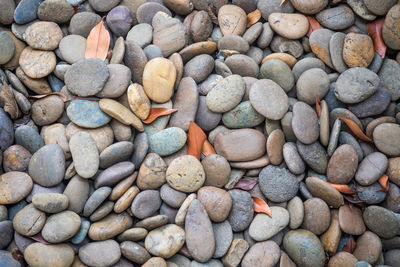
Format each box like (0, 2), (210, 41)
(142, 108), (177, 124)
(279, 0), (288, 7)
(187, 121), (207, 160)
(342, 237), (357, 254)
(28, 92), (68, 102)
(327, 182), (358, 195)
(85, 17), (110, 60)
(315, 95), (321, 118)
(378, 175), (389, 192)
(252, 196), (272, 218)
(201, 140), (216, 156)
(338, 117), (373, 143)
(307, 16), (321, 37)
(366, 19), (387, 59)
(247, 9), (261, 28)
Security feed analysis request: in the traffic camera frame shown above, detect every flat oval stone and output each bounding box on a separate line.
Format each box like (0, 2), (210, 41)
(37, 0), (74, 23)
(302, 198), (330, 235)
(89, 212), (132, 240)
(225, 54), (259, 78)
(195, 96), (222, 131)
(218, 34), (250, 54)
(149, 127), (186, 156)
(127, 83), (150, 120)
(292, 101), (320, 144)
(287, 196), (304, 230)
(218, 4), (247, 36)
(329, 32), (348, 73)
(364, 0), (397, 16)
(297, 141), (328, 174)
(185, 199), (215, 263)
(124, 40), (147, 84)
(297, 68), (330, 104)
(24, 243), (74, 267)
(309, 29), (335, 69)
(0, 32), (15, 64)
(363, 205), (400, 239)
(126, 23), (153, 48)
(99, 141), (134, 169)
(214, 129), (266, 162)
(99, 99), (144, 131)
(338, 204), (366, 235)
(58, 35), (86, 64)
(316, 5), (355, 30)
(95, 161), (135, 189)
(24, 21), (62, 50)
(306, 177), (344, 208)
(32, 193), (68, 213)
(63, 175), (89, 214)
(260, 59), (294, 93)
(79, 240), (121, 267)
(13, 203), (46, 236)
(0, 171), (33, 205)
(249, 79), (288, 120)
(352, 231), (382, 264)
(259, 165), (299, 202)
(197, 186), (232, 222)
(143, 57), (176, 103)
(328, 251), (358, 266)
(131, 190), (161, 219)
(65, 58), (109, 97)
(378, 58), (400, 101)
(290, 0), (328, 14)
(68, 12), (101, 37)
(242, 240), (280, 267)
(269, 13), (309, 39)
(70, 132), (99, 179)
(183, 55), (214, 83)
(373, 123), (400, 156)
(343, 33), (374, 68)
(327, 144), (358, 184)
(83, 186), (112, 218)
(348, 86), (391, 118)
(357, 182), (387, 205)
(212, 220), (233, 258)
(19, 47), (56, 79)
(145, 224), (185, 258)
(283, 142), (305, 175)
(206, 75), (245, 113)
(355, 152), (388, 186)
(222, 101), (264, 129)
(13, 0), (42, 24)
(228, 189), (254, 232)
(257, 0), (294, 20)
(120, 241), (151, 264)
(383, 5), (400, 50)
(0, 108), (14, 151)
(42, 210), (81, 243)
(283, 229), (325, 267)
(29, 144), (65, 187)
(31, 95), (64, 126)
(334, 67), (380, 104)
(96, 64), (131, 98)
(249, 207), (289, 241)
(67, 99), (111, 129)
(166, 155), (205, 193)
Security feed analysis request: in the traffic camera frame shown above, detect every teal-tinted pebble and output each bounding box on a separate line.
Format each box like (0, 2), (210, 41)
(222, 101), (264, 128)
(71, 218), (90, 244)
(149, 127), (187, 156)
(67, 99), (111, 128)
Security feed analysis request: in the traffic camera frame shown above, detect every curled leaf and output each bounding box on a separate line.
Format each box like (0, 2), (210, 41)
(207, 5), (219, 25)
(343, 194), (364, 204)
(85, 17), (110, 60)
(307, 16), (321, 37)
(342, 237), (357, 254)
(143, 108), (177, 124)
(30, 233), (51, 244)
(247, 9), (261, 28)
(366, 19), (386, 59)
(252, 196), (272, 218)
(279, 0), (288, 7)
(187, 121), (206, 160)
(201, 140), (216, 156)
(28, 92), (68, 102)
(378, 174), (389, 192)
(327, 182), (358, 194)
(234, 178), (258, 191)
(0, 77), (19, 119)
(338, 117), (372, 142)
(315, 95), (321, 118)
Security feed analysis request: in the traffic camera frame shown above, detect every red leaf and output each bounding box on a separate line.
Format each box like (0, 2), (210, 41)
(201, 140), (216, 156)
(247, 9), (261, 28)
(366, 19), (387, 59)
(315, 95), (321, 118)
(378, 175), (389, 192)
(187, 121), (206, 160)
(252, 196), (272, 218)
(307, 16), (321, 37)
(85, 17), (110, 60)
(343, 194), (364, 204)
(30, 233), (51, 244)
(142, 108), (177, 124)
(342, 237), (357, 254)
(338, 117), (373, 143)
(234, 178), (258, 191)
(327, 182), (358, 194)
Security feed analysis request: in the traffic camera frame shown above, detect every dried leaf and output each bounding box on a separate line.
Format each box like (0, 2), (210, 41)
(247, 9), (261, 28)
(327, 182), (358, 194)
(207, 5), (219, 25)
(343, 194), (364, 204)
(234, 178), (258, 190)
(143, 108), (177, 124)
(338, 117), (373, 142)
(0, 77), (19, 119)
(279, 0), (288, 7)
(85, 17), (110, 60)
(107, 50), (113, 61)
(342, 237), (357, 254)
(307, 16), (321, 37)
(252, 196), (272, 218)
(366, 19), (386, 59)
(28, 92), (68, 102)
(315, 95), (321, 118)
(30, 233), (51, 244)
(378, 174), (389, 192)
(11, 248), (25, 267)
(187, 121), (206, 160)
(201, 140), (216, 156)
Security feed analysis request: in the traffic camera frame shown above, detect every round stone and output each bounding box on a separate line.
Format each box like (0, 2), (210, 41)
(327, 144), (358, 184)
(145, 224), (185, 258)
(24, 21), (62, 50)
(257, 0), (294, 20)
(260, 59), (294, 92)
(58, 35), (86, 64)
(68, 12), (101, 37)
(96, 64), (131, 98)
(197, 186), (232, 222)
(42, 211), (81, 243)
(328, 251), (358, 267)
(302, 198), (330, 235)
(249, 79), (288, 120)
(13, 203), (46, 236)
(31, 95), (64, 126)
(137, 153), (167, 190)
(242, 241), (280, 267)
(296, 68), (330, 104)
(268, 13), (309, 39)
(259, 165), (299, 202)
(283, 142), (305, 175)
(24, 243), (74, 267)
(0, 32), (15, 64)
(0, 172), (33, 205)
(2, 145), (31, 172)
(334, 67), (380, 104)
(297, 141), (328, 174)
(142, 57), (176, 103)
(249, 207), (290, 241)
(166, 155), (205, 193)
(79, 240), (121, 267)
(292, 101), (320, 144)
(352, 231), (382, 264)
(120, 241), (151, 264)
(19, 47), (56, 79)
(160, 184), (186, 209)
(217, 4), (247, 36)
(373, 123), (400, 156)
(126, 23), (153, 48)
(363, 0), (397, 16)
(225, 54), (259, 78)
(343, 33), (374, 68)
(89, 212), (132, 240)
(202, 154), (231, 188)
(29, 144), (65, 187)
(309, 29), (335, 68)
(106, 6), (133, 37)
(99, 141), (134, 169)
(383, 5), (400, 50)
(65, 58), (110, 97)
(183, 54), (214, 83)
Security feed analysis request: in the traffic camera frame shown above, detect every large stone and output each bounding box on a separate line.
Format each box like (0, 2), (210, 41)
(24, 243), (74, 267)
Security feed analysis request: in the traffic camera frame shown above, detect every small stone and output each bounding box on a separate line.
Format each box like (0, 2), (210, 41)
(383, 5), (400, 50)
(338, 204), (366, 235)
(373, 123), (400, 156)
(316, 5), (355, 30)
(0, 32), (15, 64)
(309, 29), (335, 69)
(0, 171), (32, 205)
(63, 175), (89, 214)
(95, 161), (135, 188)
(355, 152), (388, 186)
(106, 6), (133, 37)
(301, 198), (330, 235)
(13, 203), (46, 236)
(378, 58), (400, 101)
(145, 224), (185, 258)
(68, 12), (101, 38)
(89, 212), (132, 240)
(13, 0), (42, 24)
(67, 99), (111, 129)
(37, 0), (74, 23)
(221, 239), (249, 267)
(297, 141), (328, 174)
(58, 35), (86, 64)
(42, 211), (81, 243)
(131, 190), (161, 219)
(287, 196), (304, 229)
(70, 132), (99, 179)
(296, 68), (330, 104)
(197, 186), (232, 222)
(213, 220), (233, 258)
(32, 193), (68, 213)
(260, 59), (294, 92)
(363, 205), (400, 239)
(305, 177), (344, 208)
(343, 33), (374, 68)
(83, 187), (112, 217)
(290, 0), (328, 14)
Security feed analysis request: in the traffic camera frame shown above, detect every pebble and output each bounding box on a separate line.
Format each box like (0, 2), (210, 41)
(327, 144), (358, 184)
(357, 182), (387, 204)
(24, 243), (74, 267)
(58, 35), (86, 64)
(13, 0), (42, 24)
(68, 12), (101, 37)
(0, 32), (15, 65)
(267, 129), (284, 165)
(302, 198), (331, 235)
(197, 186), (232, 222)
(32, 193), (68, 213)
(19, 47), (56, 79)
(120, 241), (151, 264)
(42, 210), (81, 243)
(316, 5), (355, 30)
(89, 212), (132, 240)
(292, 101), (320, 144)
(378, 59), (400, 101)
(388, 157), (400, 186)
(373, 123), (400, 156)
(287, 196), (304, 229)
(67, 99), (111, 128)
(353, 231), (382, 264)
(305, 177), (344, 208)
(218, 5), (247, 36)
(221, 238), (249, 267)
(83, 186), (112, 217)
(339, 204), (366, 235)
(242, 240), (280, 267)
(99, 141), (134, 169)
(37, 0), (74, 23)
(218, 34), (249, 54)
(222, 101), (264, 129)
(69, 132), (99, 179)
(363, 205), (400, 239)
(363, 0), (397, 16)
(269, 13), (309, 39)
(343, 33), (374, 68)
(258, 0), (294, 20)
(260, 59), (294, 92)
(383, 5), (400, 50)
(131, 190), (161, 219)
(290, 0), (328, 14)
(195, 96), (222, 131)
(212, 220), (233, 258)
(349, 86), (391, 118)
(13, 203), (46, 236)
(355, 152), (388, 186)
(106, 6), (133, 37)
(296, 68), (330, 104)
(297, 141), (328, 174)
(228, 189), (254, 232)
(95, 161), (135, 188)
(310, 29), (335, 69)
(79, 240), (121, 266)
(330, 32), (348, 73)
(249, 207), (289, 241)
(145, 224), (185, 258)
